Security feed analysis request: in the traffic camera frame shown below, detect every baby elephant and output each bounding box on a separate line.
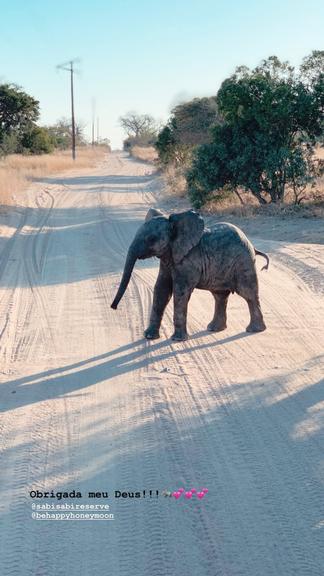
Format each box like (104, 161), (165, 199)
(111, 209), (269, 341)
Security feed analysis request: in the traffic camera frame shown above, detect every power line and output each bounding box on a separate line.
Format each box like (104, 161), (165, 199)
(57, 59), (80, 160)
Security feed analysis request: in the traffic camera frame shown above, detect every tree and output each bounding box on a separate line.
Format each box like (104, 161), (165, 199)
(0, 84), (39, 135)
(300, 50), (324, 85)
(300, 50), (324, 142)
(119, 112), (156, 138)
(123, 131), (157, 150)
(156, 97), (221, 166)
(45, 118), (87, 150)
(0, 83), (39, 152)
(0, 132), (19, 156)
(155, 125), (177, 165)
(187, 55), (324, 207)
(187, 124), (246, 208)
(171, 97), (220, 146)
(20, 126), (55, 154)
(119, 112), (158, 150)
(155, 118), (193, 165)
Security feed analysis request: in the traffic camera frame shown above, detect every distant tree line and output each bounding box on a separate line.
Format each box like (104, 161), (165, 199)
(135, 50), (323, 207)
(119, 112), (159, 150)
(0, 83), (87, 156)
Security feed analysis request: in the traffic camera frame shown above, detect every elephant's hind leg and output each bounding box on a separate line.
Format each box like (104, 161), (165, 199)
(245, 296), (266, 332)
(237, 283), (266, 332)
(207, 291), (230, 332)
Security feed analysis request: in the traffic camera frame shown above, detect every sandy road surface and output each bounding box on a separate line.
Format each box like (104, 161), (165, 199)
(0, 152), (323, 576)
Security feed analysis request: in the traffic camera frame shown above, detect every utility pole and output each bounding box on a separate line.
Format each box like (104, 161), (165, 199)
(96, 117), (99, 144)
(57, 58), (79, 160)
(91, 98), (96, 146)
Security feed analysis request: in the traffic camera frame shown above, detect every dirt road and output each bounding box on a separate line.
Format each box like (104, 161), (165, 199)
(0, 152), (323, 576)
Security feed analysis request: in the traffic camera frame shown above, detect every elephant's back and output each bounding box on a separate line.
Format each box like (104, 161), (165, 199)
(197, 223), (256, 292)
(203, 222), (254, 256)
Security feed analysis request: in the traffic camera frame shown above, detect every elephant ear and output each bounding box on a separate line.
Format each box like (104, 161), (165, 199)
(169, 210), (204, 264)
(145, 208), (164, 221)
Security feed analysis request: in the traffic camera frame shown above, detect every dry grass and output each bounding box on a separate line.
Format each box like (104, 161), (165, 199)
(160, 168), (324, 218)
(130, 146), (158, 163)
(0, 147), (107, 206)
(316, 146), (324, 160)
(204, 182), (324, 219)
(205, 198), (324, 219)
(162, 164), (188, 198)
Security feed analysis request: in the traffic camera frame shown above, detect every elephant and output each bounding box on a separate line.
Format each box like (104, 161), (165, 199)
(111, 209), (269, 341)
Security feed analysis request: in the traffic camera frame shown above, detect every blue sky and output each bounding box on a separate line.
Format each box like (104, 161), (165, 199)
(0, 0), (323, 148)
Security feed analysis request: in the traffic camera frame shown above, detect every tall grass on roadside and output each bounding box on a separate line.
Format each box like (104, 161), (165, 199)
(0, 147), (107, 206)
(204, 179), (324, 218)
(130, 146), (158, 163)
(162, 164), (188, 198)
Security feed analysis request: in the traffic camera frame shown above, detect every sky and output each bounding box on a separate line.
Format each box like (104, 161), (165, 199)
(0, 0), (323, 148)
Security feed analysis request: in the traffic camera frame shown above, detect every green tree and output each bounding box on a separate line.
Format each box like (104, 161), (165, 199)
(155, 124), (177, 164)
(156, 97), (221, 166)
(187, 55), (324, 207)
(300, 50), (324, 85)
(171, 97), (220, 146)
(20, 126), (55, 154)
(0, 83), (39, 153)
(187, 124), (245, 208)
(0, 132), (19, 156)
(300, 50), (324, 142)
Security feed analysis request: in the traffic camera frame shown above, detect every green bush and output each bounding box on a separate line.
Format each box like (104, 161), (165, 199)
(0, 132), (19, 156)
(156, 97), (221, 167)
(20, 126), (55, 154)
(155, 125), (177, 165)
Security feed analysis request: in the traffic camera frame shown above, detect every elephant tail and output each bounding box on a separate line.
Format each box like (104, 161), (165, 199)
(255, 249), (269, 271)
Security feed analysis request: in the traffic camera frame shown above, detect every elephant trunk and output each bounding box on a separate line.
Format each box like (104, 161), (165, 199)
(111, 246), (138, 309)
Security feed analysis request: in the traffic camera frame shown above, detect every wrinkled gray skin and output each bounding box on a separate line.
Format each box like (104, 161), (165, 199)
(111, 209), (269, 341)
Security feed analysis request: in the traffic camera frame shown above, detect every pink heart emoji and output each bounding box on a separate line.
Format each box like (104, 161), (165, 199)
(202, 488), (209, 493)
(172, 491), (181, 499)
(185, 491), (193, 499)
(190, 488), (197, 493)
(196, 492), (205, 499)
(178, 488), (185, 493)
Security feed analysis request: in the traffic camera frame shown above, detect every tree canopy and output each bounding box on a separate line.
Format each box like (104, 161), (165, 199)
(156, 97), (221, 166)
(119, 112), (156, 138)
(0, 84), (41, 154)
(187, 54), (324, 207)
(0, 84), (39, 137)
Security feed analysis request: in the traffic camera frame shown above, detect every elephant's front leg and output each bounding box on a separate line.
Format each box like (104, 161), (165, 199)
(144, 268), (173, 340)
(171, 285), (193, 341)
